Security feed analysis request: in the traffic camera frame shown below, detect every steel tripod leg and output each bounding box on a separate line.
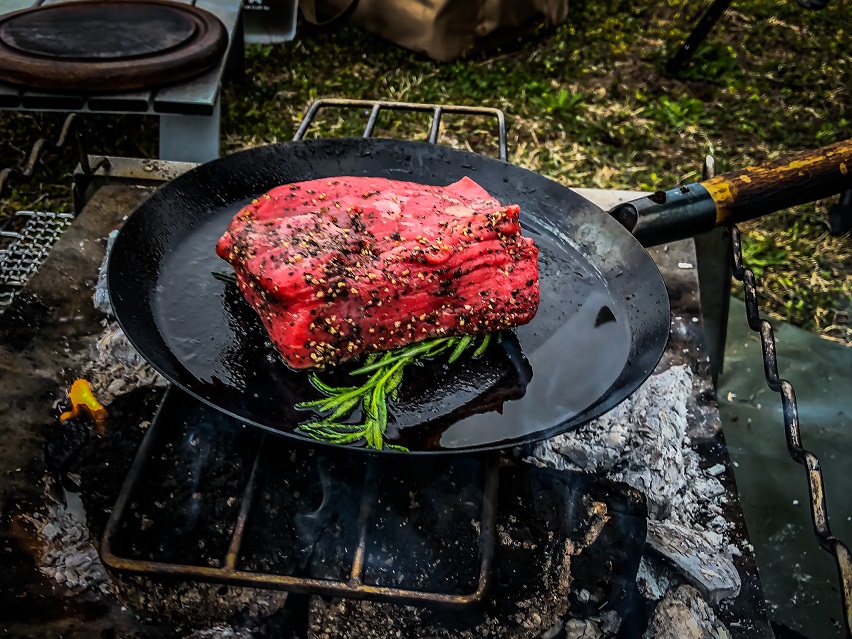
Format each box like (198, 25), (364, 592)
(828, 189), (852, 235)
(666, 0), (734, 74)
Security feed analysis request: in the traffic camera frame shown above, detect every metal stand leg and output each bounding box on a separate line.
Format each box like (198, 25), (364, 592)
(666, 0), (734, 74)
(796, 0), (830, 9)
(158, 97), (221, 163)
(226, 12), (246, 80)
(696, 228), (732, 387)
(828, 189), (852, 235)
(694, 156), (732, 388)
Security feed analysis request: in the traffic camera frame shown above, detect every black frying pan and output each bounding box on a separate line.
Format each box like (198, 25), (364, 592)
(106, 137), (852, 454)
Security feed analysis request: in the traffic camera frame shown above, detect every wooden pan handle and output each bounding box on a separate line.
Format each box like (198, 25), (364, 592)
(701, 139), (852, 224)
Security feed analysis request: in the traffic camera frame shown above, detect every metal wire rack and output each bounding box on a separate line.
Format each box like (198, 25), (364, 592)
(0, 210), (74, 308)
(101, 386), (501, 607)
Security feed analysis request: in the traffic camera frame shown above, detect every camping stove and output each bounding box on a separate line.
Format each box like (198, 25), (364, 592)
(0, 101), (848, 639)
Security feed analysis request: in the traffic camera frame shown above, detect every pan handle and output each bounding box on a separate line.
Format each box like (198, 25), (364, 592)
(609, 139), (852, 246)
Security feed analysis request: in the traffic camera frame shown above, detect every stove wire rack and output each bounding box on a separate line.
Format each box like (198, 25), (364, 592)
(0, 210), (74, 308)
(0, 101), (850, 635)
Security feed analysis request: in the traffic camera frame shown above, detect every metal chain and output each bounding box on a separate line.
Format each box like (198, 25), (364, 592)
(730, 224), (852, 637)
(0, 113), (106, 203)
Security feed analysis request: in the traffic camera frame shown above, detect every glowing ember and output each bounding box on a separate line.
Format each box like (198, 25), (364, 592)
(59, 379), (108, 437)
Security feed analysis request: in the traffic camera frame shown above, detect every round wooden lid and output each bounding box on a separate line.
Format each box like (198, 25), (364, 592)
(0, 1), (228, 92)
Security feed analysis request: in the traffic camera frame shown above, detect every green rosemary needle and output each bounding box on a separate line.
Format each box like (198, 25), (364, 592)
(296, 333), (492, 451)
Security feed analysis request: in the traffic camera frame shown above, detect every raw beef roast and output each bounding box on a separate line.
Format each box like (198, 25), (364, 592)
(216, 176), (539, 369)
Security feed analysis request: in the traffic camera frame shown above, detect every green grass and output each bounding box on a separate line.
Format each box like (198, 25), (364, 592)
(1, 0), (850, 342)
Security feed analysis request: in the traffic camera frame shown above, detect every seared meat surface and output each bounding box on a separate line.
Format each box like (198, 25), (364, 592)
(216, 176), (539, 369)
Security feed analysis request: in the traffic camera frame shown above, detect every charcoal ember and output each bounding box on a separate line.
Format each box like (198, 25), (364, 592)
(310, 601), (624, 639)
(108, 396), (261, 569)
(642, 585), (732, 639)
(112, 574), (287, 627)
(44, 387), (162, 536)
(307, 464), (644, 639)
(216, 176), (539, 369)
(359, 455), (486, 593)
(43, 415), (91, 480)
(646, 521), (740, 605)
(238, 443), (365, 582)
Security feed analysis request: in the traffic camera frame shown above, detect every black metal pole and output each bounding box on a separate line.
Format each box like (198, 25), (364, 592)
(666, 0), (735, 74)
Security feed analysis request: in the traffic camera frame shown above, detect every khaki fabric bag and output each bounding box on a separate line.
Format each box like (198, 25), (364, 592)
(300, 0), (568, 62)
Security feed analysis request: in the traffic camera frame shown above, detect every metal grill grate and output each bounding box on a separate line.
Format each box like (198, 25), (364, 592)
(293, 98), (508, 160)
(0, 210), (74, 309)
(101, 387), (500, 607)
(99, 101), (509, 606)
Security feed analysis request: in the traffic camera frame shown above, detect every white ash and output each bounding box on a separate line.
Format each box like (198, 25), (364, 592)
(643, 585), (732, 639)
(530, 365), (728, 528)
(80, 322), (166, 403)
(86, 228), (165, 402)
(529, 365), (740, 609)
(27, 489), (114, 597)
(92, 229), (118, 316)
(562, 611), (621, 639)
(188, 626), (254, 639)
(531, 366), (718, 524)
(646, 521), (740, 605)
(637, 554), (672, 601)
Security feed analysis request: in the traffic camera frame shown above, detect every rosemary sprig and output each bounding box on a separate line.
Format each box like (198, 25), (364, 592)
(296, 333), (492, 451)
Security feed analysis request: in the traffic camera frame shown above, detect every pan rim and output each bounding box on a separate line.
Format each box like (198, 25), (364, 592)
(107, 137), (671, 455)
